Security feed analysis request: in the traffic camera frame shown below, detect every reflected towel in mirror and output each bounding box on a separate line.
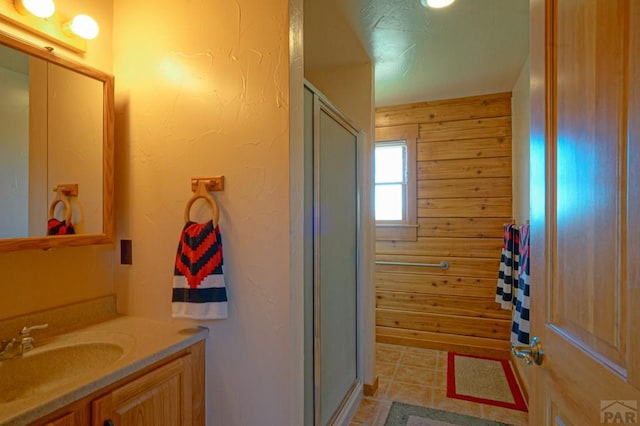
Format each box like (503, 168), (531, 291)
(47, 219), (76, 235)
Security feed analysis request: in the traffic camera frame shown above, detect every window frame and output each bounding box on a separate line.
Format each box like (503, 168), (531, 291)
(375, 141), (408, 223)
(374, 124), (418, 241)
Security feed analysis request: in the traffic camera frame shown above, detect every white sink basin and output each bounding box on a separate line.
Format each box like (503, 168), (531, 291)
(0, 332), (131, 404)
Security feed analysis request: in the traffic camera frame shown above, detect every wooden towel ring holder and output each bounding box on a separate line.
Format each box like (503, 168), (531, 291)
(184, 180), (220, 225)
(48, 188), (73, 224)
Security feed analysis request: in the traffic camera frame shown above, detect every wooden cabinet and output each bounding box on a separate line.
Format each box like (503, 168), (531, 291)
(33, 341), (205, 426)
(92, 354), (192, 426)
(45, 412), (76, 426)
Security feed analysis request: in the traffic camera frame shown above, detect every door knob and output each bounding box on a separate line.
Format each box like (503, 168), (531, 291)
(512, 336), (543, 365)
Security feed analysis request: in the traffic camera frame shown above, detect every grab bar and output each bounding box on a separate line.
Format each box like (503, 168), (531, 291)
(376, 260), (449, 270)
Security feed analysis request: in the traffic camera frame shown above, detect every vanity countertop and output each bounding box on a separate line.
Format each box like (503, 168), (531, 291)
(0, 315), (208, 426)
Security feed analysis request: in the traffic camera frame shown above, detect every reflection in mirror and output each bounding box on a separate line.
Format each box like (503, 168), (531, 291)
(0, 46), (104, 238)
(0, 30), (113, 251)
(0, 44), (29, 238)
(47, 63), (104, 234)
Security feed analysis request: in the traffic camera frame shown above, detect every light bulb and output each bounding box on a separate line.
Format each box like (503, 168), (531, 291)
(424, 0), (455, 8)
(16, 0), (55, 18)
(68, 14), (99, 40)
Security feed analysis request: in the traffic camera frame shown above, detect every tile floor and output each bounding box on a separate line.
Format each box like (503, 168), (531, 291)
(350, 343), (529, 426)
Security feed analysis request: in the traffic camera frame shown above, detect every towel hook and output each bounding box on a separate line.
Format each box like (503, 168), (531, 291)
(48, 188), (73, 224)
(184, 180), (220, 225)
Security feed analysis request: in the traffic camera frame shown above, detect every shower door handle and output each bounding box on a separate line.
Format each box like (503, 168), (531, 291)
(512, 336), (543, 365)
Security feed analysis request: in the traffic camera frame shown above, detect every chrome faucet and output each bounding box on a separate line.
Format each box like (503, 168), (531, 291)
(0, 323), (48, 360)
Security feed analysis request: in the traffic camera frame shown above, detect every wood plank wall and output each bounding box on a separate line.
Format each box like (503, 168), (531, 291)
(374, 92), (513, 359)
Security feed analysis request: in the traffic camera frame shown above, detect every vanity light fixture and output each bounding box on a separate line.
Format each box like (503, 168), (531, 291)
(14, 0), (55, 18)
(64, 14), (99, 40)
(0, 0), (98, 52)
(420, 0), (456, 8)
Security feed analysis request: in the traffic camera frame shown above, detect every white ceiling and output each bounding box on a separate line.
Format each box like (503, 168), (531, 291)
(333, 0), (530, 107)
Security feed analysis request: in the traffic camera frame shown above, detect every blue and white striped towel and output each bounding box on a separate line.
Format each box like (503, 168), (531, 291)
(511, 224), (530, 345)
(495, 223), (519, 310)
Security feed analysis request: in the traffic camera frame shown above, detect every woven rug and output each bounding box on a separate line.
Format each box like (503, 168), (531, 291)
(384, 402), (512, 426)
(447, 353), (527, 412)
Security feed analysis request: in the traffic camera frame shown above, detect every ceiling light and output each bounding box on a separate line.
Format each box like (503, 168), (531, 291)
(66, 14), (99, 40)
(14, 0), (55, 18)
(421, 0), (456, 8)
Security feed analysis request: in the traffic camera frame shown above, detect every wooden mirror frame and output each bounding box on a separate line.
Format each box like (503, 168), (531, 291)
(0, 29), (114, 252)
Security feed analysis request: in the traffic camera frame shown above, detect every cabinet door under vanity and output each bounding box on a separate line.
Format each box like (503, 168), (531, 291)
(43, 412), (75, 426)
(36, 341), (205, 426)
(92, 354), (193, 426)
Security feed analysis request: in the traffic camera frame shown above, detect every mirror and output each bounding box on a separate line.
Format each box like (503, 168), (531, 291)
(0, 30), (113, 251)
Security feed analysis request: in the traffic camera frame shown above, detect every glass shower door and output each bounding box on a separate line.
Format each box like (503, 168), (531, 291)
(316, 101), (359, 425)
(303, 84), (361, 425)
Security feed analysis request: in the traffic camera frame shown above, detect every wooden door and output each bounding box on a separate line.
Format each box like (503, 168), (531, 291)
(92, 355), (192, 426)
(528, 0), (640, 425)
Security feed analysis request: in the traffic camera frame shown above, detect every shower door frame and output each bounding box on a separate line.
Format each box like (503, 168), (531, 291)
(306, 81), (364, 425)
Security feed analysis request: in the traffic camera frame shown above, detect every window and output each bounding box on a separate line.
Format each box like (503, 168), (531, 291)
(375, 142), (407, 221)
(374, 124), (418, 241)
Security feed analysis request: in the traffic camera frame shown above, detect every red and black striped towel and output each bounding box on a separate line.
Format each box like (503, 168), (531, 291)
(47, 219), (75, 236)
(172, 220), (228, 320)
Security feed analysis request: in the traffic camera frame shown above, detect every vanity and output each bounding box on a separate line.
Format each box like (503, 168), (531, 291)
(0, 297), (208, 426)
(0, 17), (206, 426)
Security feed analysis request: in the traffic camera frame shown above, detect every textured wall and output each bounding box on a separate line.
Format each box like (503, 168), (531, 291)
(0, 0), (114, 320)
(112, 1), (296, 424)
(511, 57), (531, 225)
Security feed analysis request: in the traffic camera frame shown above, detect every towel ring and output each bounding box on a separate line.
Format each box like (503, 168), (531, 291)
(48, 188), (73, 224)
(184, 180), (220, 225)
